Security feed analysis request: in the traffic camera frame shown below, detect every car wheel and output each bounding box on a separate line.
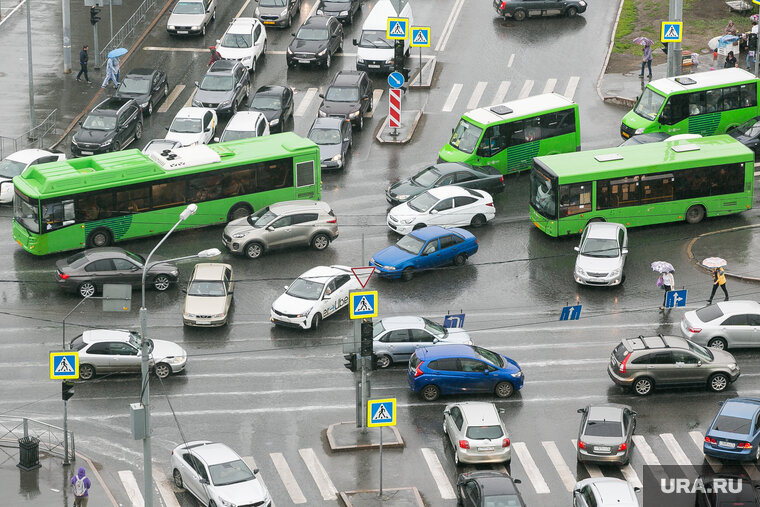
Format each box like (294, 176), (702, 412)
(709, 373), (729, 392)
(513, 9), (526, 20)
(442, 418), (447, 434)
(228, 203), (253, 221)
(707, 337), (728, 350)
(78, 282), (96, 298)
(164, 83), (169, 98)
(311, 312), (322, 330)
(155, 362), (171, 379)
(111, 140), (121, 152)
(453, 253), (467, 266)
(244, 242), (264, 259)
(231, 99), (238, 115)
(421, 384), (440, 401)
(470, 214), (487, 228)
(376, 354), (392, 369)
(325, 53), (331, 69)
(79, 364), (95, 380)
(87, 228), (112, 248)
(135, 122), (143, 140)
(338, 37), (344, 52)
(173, 469), (183, 489)
(146, 101), (153, 116)
(401, 267), (414, 281)
(755, 444), (760, 462)
(566, 6), (578, 16)
(494, 381), (515, 398)
(311, 233), (330, 251)
(413, 223), (425, 231)
(357, 114), (364, 130)
(454, 451), (460, 466)
(153, 274), (171, 291)
(287, 13), (292, 27)
(686, 205), (705, 224)
(202, 24), (206, 36)
(633, 377), (654, 396)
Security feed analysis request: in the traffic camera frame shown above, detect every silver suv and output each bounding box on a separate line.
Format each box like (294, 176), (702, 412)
(222, 200), (338, 259)
(607, 335), (740, 396)
(443, 402), (511, 465)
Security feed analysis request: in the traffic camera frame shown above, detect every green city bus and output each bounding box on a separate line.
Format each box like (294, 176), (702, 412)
(438, 93), (581, 174)
(529, 135), (754, 237)
(13, 133), (321, 255)
(621, 68), (760, 139)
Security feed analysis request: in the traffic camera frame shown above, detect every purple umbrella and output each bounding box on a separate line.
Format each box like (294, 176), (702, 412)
(633, 36), (654, 46)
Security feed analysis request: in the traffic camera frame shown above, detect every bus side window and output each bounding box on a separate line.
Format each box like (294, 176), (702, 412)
(151, 180), (186, 209)
(711, 163), (745, 195)
(596, 180), (618, 210)
(662, 94), (688, 124)
(116, 186), (150, 214)
(607, 176), (640, 207)
(189, 173), (223, 202)
(740, 83), (757, 108)
(641, 173), (674, 204)
(76, 195), (102, 222)
(721, 86), (740, 111)
(705, 89), (722, 113)
(477, 126), (507, 157)
(42, 199), (76, 230)
(558, 183), (591, 217)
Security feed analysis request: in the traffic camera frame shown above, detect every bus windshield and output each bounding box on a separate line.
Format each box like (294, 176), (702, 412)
(449, 118), (482, 154)
(530, 168), (557, 220)
(13, 190), (39, 233)
(634, 88), (666, 121)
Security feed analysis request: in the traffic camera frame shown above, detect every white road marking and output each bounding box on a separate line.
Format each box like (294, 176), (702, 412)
(492, 81), (510, 105)
(442, 83), (463, 112)
(235, 0), (251, 18)
(563, 76), (580, 100)
(513, 442), (550, 494)
(754, 169), (760, 175)
(621, 464), (642, 489)
(158, 84), (185, 113)
(270, 452), (306, 504)
(744, 463), (760, 481)
(365, 89), (383, 118)
(438, 0), (465, 52)
(571, 439), (603, 478)
(118, 470), (144, 507)
(688, 430), (721, 470)
(661, 433), (691, 466)
(518, 80), (534, 99)
(242, 456), (276, 507)
(420, 448), (457, 499)
(307, 0), (321, 18)
(153, 467), (181, 507)
(294, 87), (318, 117)
(183, 90), (195, 108)
(543, 78), (557, 94)
(435, 0), (465, 52)
(507, 53), (515, 67)
(298, 448), (337, 501)
(143, 46), (208, 52)
(466, 81), (488, 110)
(542, 441), (576, 492)
(632, 435), (660, 466)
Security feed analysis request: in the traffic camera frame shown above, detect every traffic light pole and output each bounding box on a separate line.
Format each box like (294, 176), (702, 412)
(91, 7), (101, 68)
(63, 393), (69, 465)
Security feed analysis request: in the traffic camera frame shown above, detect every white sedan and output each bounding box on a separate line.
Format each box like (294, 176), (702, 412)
(270, 265), (360, 330)
(217, 17), (267, 72)
(387, 186), (495, 235)
(0, 149), (66, 203)
(165, 107), (218, 146)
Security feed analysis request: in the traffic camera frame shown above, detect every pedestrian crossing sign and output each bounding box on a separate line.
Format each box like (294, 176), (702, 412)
(367, 398), (396, 427)
(50, 351), (79, 379)
(349, 290), (378, 319)
(387, 17), (409, 40)
(661, 21), (682, 43)
(410, 26), (431, 48)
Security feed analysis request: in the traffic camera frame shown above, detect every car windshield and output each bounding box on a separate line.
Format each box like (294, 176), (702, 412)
(713, 414), (752, 434)
(423, 318), (446, 339)
(634, 87), (666, 121)
(220, 129), (256, 142)
(530, 168), (557, 220)
(247, 207), (277, 228)
(173, 1), (204, 14)
(359, 29), (392, 48)
(208, 459), (254, 486)
(466, 425), (503, 440)
(449, 118), (482, 154)
(411, 167), (440, 187)
(82, 113), (117, 131)
(13, 190), (39, 233)
(407, 191), (437, 213)
(584, 419), (623, 437)
(325, 86), (359, 102)
(200, 75), (234, 91)
(473, 345), (505, 367)
(395, 234), (424, 255)
(483, 494), (522, 507)
(260, 0), (286, 5)
(286, 277), (325, 300)
(188, 280), (226, 296)
(730, 117), (760, 138)
(0, 158), (26, 178)
(252, 95), (281, 110)
(129, 332), (144, 350)
(687, 340), (714, 361)
(297, 27), (329, 41)
(170, 117), (202, 133)
(309, 127), (341, 145)
(221, 33), (252, 48)
(581, 238), (620, 258)
(695, 305), (724, 322)
(119, 77), (151, 94)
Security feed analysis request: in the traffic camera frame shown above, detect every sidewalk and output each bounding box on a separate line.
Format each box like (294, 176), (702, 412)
(688, 224), (760, 282)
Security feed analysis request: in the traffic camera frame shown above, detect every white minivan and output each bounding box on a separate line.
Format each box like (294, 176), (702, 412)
(353, 0), (412, 73)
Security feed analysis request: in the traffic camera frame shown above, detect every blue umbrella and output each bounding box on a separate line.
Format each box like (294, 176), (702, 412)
(107, 47), (128, 58)
(718, 35), (740, 47)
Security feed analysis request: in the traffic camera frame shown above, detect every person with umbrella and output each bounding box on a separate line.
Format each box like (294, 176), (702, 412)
(633, 37), (654, 79)
(704, 257), (729, 304)
(101, 47), (126, 89)
(652, 261), (675, 311)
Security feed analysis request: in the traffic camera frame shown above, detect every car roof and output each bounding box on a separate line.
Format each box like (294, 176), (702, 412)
(298, 265), (351, 280)
(584, 222), (624, 239)
(124, 68), (156, 78)
(331, 70), (364, 87)
(93, 97), (135, 114)
(302, 15), (330, 27)
(624, 334), (688, 352)
(184, 441), (241, 465)
(427, 162), (476, 174)
(82, 329), (133, 343)
(175, 107), (214, 119)
(378, 316), (426, 330)
(192, 263), (232, 280)
(592, 478), (637, 504)
(227, 16), (259, 32)
(255, 85), (288, 96)
(426, 186), (478, 198)
(71, 247), (133, 260)
(721, 398), (760, 419)
(311, 117), (347, 130)
(208, 59), (238, 73)
(417, 343), (477, 360)
(226, 111), (266, 130)
(455, 402), (501, 425)
(5, 149), (60, 163)
(715, 300), (760, 314)
(269, 199), (332, 214)
(587, 405), (624, 422)
(409, 226), (473, 241)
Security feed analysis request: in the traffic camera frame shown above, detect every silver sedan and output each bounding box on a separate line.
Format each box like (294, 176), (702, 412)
(576, 404), (636, 465)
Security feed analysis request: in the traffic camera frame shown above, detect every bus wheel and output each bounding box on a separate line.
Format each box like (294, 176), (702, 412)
(87, 228), (112, 248)
(227, 203), (253, 222)
(686, 205), (705, 224)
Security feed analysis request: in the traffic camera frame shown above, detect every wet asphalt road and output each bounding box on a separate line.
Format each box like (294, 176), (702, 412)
(2, 0), (760, 505)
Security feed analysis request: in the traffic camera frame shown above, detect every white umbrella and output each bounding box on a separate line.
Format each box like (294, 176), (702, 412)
(650, 261), (674, 273)
(702, 257), (727, 268)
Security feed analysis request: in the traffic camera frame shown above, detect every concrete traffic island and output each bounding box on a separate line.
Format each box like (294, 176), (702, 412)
(327, 422), (404, 451)
(375, 111), (423, 144)
(339, 486), (424, 506)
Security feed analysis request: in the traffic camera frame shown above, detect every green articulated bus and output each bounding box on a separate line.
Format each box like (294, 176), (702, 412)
(438, 93), (581, 174)
(13, 133), (321, 255)
(621, 68), (760, 139)
(529, 135), (754, 237)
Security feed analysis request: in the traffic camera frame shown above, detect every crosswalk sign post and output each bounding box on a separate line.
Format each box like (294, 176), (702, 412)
(409, 26), (430, 91)
(386, 17), (408, 40)
(661, 21), (683, 43)
(50, 351), (79, 379)
(349, 290), (378, 319)
(367, 398), (396, 496)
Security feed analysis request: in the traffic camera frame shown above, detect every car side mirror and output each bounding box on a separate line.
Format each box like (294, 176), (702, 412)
(344, 137), (350, 142)
(443, 410), (450, 415)
(253, 468), (260, 474)
(205, 126), (212, 132)
(318, 93), (325, 99)
(430, 209), (438, 214)
(266, 225), (274, 231)
(718, 401), (724, 406)
(577, 408), (584, 413)
(573, 246), (580, 252)
(352, 38), (358, 46)
(78, 121), (83, 126)
(513, 479), (522, 484)
(622, 248), (629, 255)
(634, 487), (641, 493)
(291, 33), (296, 36)
(284, 285), (289, 290)
(213, 137), (220, 143)
(697, 360), (703, 366)
(194, 81), (200, 88)
(199, 477), (209, 485)
(630, 411), (637, 416)
(498, 408), (505, 414)
(432, 337), (440, 343)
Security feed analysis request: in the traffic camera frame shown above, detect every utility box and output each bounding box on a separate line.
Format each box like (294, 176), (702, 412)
(130, 403), (146, 440)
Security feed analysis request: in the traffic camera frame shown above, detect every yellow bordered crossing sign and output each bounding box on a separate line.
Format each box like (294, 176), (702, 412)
(349, 290), (378, 319)
(661, 21), (683, 43)
(50, 351), (79, 379)
(410, 26), (431, 48)
(367, 398), (396, 427)
(387, 17), (408, 40)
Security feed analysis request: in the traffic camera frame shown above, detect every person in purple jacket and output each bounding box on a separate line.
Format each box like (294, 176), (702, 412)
(639, 43), (653, 79)
(71, 466), (92, 506)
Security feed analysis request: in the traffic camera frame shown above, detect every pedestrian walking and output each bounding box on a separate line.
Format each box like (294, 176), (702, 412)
(208, 45), (222, 67)
(658, 270), (675, 310)
(101, 56), (120, 89)
(639, 44), (653, 79)
(70, 466), (91, 507)
(76, 45), (90, 83)
(708, 266), (729, 304)
(725, 50), (738, 68)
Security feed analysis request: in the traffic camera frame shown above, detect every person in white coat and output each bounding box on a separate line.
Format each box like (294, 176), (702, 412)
(101, 56), (120, 88)
(659, 270), (675, 310)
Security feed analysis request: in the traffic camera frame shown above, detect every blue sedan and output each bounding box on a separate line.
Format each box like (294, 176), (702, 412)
(703, 397), (760, 462)
(369, 226), (478, 281)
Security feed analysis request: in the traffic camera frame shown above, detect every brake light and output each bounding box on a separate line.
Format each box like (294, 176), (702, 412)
(499, 176), (504, 183)
(458, 440), (470, 449)
(327, 218), (337, 223)
(502, 438), (510, 448)
(705, 436), (716, 444)
(688, 327), (702, 333)
(619, 353), (631, 374)
(486, 202), (494, 207)
(414, 362), (424, 378)
(578, 440), (586, 449)
(58, 273), (69, 280)
(737, 442), (752, 449)
(500, 1), (506, 8)
(618, 443), (627, 451)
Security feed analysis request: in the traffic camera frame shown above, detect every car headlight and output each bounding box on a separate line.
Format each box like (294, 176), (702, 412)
(384, 265), (396, 271)
(71, 139), (80, 147)
(192, 99), (202, 107)
(511, 371), (523, 378)
(168, 25), (175, 30)
(167, 356), (185, 364)
(610, 268), (622, 277)
(395, 194), (409, 201)
(220, 499), (236, 507)
(635, 127), (644, 134)
(575, 266), (586, 276)
(280, 8), (288, 16)
(269, 118), (280, 126)
(211, 313), (224, 318)
(348, 110), (360, 118)
(242, 56), (253, 63)
(287, 47), (293, 54)
(357, 58), (365, 64)
(102, 138), (112, 146)
(728, 363), (738, 371)
(318, 110), (327, 117)
(579, 0), (586, 5)
(317, 49), (327, 57)
(185, 313), (196, 319)
(140, 102), (149, 109)
(317, 8), (324, 14)
(219, 100), (232, 107)
(397, 217), (414, 225)
(331, 154), (342, 161)
(340, 9), (348, 15)
(254, 6), (260, 16)
(231, 232), (247, 239)
(191, 25), (200, 30)
(296, 308), (313, 318)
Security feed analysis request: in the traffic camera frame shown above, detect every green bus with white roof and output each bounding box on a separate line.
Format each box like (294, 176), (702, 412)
(621, 68), (760, 140)
(438, 93), (581, 174)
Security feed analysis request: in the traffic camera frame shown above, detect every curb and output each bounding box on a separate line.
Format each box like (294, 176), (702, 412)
(326, 421), (405, 452)
(76, 451), (119, 507)
(685, 223), (760, 282)
(596, 0), (627, 102)
(374, 110), (422, 144)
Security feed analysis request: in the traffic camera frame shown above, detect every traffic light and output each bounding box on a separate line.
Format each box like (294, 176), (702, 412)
(62, 381), (74, 401)
(90, 6), (101, 25)
(343, 353), (357, 372)
(360, 320), (373, 357)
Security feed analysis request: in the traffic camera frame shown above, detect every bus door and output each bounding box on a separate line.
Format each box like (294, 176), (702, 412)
(294, 159), (317, 199)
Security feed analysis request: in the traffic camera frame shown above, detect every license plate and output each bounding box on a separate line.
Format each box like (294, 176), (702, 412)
(263, 21), (274, 24)
(297, 58), (311, 63)
(177, 30), (188, 34)
(621, 132), (630, 138)
(81, 151), (94, 155)
(478, 446), (494, 452)
(368, 64), (380, 69)
(595, 446), (611, 453)
(718, 441), (736, 448)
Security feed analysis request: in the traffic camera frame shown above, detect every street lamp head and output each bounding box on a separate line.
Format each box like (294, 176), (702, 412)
(197, 248), (222, 258)
(179, 203), (198, 221)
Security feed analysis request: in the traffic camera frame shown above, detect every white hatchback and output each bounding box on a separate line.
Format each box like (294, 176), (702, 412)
(165, 107), (218, 146)
(0, 149), (66, 203)
(216, 111), (270, 143)
(443, 401), (511, 465)
(387, 186), (495, 235)
(217, 17), (267, 72)
(574, 222), (628, 286)
(573, 478), (640, 507)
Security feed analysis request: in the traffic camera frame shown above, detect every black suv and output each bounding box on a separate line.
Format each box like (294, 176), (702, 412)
(71, 97), (143, 157)
(287, 15), (344, 69)
(192, 60), (250, 116)
(318, 70), (373, 130)
(494, 0), (587, 21)
(114, 68), (169, 116)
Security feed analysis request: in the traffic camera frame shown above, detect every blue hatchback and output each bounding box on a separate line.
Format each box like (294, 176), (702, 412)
(369, 226), (478, 281)
(407, 344), (524, 402)
(703, 398), (760, 462)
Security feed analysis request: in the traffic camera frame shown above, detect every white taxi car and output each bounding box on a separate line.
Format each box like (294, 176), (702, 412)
(217, 17), (267, 72)
(0, 149), (66, 203)
(270, 265), (360, 330)
(165, 107), (217, 146)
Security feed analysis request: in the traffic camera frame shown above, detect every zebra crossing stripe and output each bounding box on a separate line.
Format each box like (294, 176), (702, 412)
(621, 464), (642, 489)
(508, 54), (515, 67)
(270, 452), (306, 504)
(563, 76), (580, 100)
(543, 78), (557, 94)
(687, 431), (721, 470)
(492, 81), (510, 105)
(467, 81), (488, 110)
(241, 456), (277, 507)
(632, 435), (660, 466)
(299, 448), (338, 500)
(295, 88), (318, 117)
(542, 441), (576, 492)
(512, 442), (550, 494)
(572, 440), (603, 478)
(153, 466), (181, 507)
(421, 448), (457, 499)
(117, 470), (144, 507)
(442, 83), (463, 112)
(518, 80), (534, 99)
(660, 433), (691, 466)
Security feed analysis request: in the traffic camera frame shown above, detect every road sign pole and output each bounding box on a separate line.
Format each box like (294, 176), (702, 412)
(419, 47), (422, 84)
(63, 395), (70, 465)
(379, 427), (383, 496)
(755, 4), (760, 76)
(666, 0), (682, 77)
(355, 378), (362, 429)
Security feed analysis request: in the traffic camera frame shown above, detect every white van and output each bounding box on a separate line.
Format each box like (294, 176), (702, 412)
(354, 0), (413, 73)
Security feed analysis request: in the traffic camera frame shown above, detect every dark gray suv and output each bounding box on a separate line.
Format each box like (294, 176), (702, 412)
(71, 97), (143, 156)
(607, 335), (740, 396)
(192, 60), (250, 116)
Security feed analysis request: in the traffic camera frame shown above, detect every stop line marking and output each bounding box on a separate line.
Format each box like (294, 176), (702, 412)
(271, 452), (306, 504)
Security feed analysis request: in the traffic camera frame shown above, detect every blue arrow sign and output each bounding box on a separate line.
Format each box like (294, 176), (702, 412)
(443, 313), (465, 328)
(560, 305), (582, 321)
(388, 71), (405, 88)
(665, 289), (687, 308)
